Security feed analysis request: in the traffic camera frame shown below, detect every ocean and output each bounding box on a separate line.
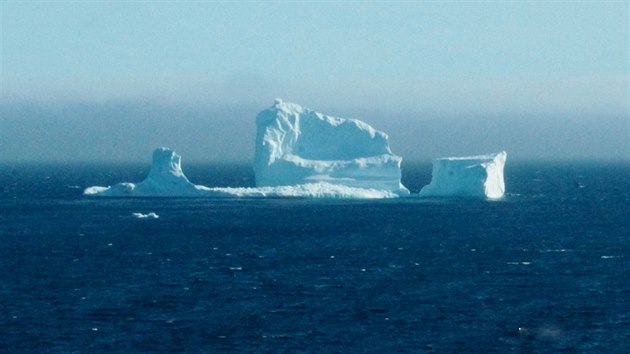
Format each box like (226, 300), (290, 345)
(0, 161), (628, 353)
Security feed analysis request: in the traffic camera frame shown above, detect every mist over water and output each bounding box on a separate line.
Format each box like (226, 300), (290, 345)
(2, 3), (627, 163)
(2, 100), (628, 163)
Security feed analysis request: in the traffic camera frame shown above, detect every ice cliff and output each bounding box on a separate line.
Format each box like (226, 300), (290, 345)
(418, 151), (507, 199)
(254, 99), (409, 195)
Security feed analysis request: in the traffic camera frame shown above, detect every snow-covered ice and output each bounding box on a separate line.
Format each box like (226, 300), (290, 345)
(254, 99), (409, 195)
(418, 151), (507, 199)
(84, 147), (400, 199)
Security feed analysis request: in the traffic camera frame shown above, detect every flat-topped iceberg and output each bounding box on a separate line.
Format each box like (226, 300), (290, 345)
(418, 151), (507, 199)
(84, 147), (400, 199)
(254, 99), (409, 195)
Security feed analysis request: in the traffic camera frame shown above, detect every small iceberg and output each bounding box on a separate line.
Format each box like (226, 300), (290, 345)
(87, 148), (200, 197)
(419, 151), (507, 199)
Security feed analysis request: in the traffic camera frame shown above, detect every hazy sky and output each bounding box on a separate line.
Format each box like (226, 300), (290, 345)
(1, 2), (628, 162)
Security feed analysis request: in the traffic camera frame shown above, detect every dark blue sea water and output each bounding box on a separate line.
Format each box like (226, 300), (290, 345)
(0, 161), (629, 353)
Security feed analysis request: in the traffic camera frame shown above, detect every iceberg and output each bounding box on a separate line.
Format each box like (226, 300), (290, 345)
(84, 100), (507, 200)
(254, 99), (409, 195)
(84, 147), (400, 199)
(85, 147), (200, 197)
(418, 151), (507, 199)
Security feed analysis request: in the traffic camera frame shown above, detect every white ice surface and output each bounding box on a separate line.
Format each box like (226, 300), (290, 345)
(253, 99), (409, 195)
(132, 212), (159, 219)
(418, 151), (507, 199)
(84, 147), (400, 199)
(85, 148), (200, 197)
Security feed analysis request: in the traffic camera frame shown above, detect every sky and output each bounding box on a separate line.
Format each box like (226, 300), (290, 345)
(1, 1), (628, 162)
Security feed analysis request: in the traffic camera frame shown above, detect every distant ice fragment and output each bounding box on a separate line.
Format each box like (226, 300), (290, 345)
(254, 99), (409, 195)
(419, 151), (507, 199)
(132, 212), (159, 219)
(83, 186), (110, 195)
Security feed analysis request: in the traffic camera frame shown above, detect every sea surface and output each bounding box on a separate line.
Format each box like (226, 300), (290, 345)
(0, 161), (628, 353)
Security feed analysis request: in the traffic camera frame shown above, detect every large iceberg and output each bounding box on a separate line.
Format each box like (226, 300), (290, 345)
(418, 151), (507, 199)
(254, 99), (409, 195)
(84, 147), (400, 199)
(83, 100), (508, 200)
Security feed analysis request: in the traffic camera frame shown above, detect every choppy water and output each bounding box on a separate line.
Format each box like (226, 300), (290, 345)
(0, 161), (629, 353)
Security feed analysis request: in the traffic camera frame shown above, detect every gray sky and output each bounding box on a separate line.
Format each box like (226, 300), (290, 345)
(1, 2), (628, 163)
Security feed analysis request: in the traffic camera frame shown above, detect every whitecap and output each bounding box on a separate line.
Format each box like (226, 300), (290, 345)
(505, 193), (521, 197)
